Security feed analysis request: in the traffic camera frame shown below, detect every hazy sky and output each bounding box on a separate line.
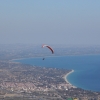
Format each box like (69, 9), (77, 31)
(0, 0), (100, 45)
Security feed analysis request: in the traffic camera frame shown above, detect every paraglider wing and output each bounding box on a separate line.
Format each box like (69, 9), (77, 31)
(42, 45), (54, 54)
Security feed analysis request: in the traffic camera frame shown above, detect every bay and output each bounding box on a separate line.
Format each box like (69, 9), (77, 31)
(14, 55), (100, 92)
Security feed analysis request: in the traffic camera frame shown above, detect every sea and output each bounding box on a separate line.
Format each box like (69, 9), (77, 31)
(14, 54), (100, 92)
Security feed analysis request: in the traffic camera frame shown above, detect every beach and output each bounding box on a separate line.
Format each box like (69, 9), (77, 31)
(63, 70), (76, 88)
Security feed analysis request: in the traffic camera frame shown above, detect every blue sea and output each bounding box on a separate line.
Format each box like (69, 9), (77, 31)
(14, 55), (100, 92)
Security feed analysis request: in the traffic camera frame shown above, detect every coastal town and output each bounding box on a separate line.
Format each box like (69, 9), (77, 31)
(0, 61), (100, 100)
(0, 61), (75, 92)
(0, 44), (100, 99)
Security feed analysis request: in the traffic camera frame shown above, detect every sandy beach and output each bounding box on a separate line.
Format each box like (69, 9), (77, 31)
(63, 70), (76, 88)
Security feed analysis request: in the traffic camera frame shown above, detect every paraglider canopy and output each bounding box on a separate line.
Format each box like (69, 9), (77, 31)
(42, 44), (54, 54)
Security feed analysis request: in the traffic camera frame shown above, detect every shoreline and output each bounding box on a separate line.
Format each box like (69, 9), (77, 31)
(63, 70), (77, 88)
(11, 57), (76, 88)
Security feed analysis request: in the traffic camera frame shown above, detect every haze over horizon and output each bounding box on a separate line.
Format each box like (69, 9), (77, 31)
(0, 0), (100, 46)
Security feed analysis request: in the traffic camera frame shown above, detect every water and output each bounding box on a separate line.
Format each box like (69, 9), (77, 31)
(14, 55), (100, 92)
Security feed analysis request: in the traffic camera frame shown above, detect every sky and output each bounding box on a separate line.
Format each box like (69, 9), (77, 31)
(0, 0), (100, 45)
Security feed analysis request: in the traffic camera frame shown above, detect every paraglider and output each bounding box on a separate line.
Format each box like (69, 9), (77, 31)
(42, 44), (54, 54)
(42, 44), (54, 60)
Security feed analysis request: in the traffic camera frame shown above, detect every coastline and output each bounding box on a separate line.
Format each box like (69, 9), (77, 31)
(63, 70), (77, 88)
(9, 55), (100, 92)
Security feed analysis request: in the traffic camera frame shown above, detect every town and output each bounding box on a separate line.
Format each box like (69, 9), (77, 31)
(0, 44), (100, 100)
(0, 61), (100, 100)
